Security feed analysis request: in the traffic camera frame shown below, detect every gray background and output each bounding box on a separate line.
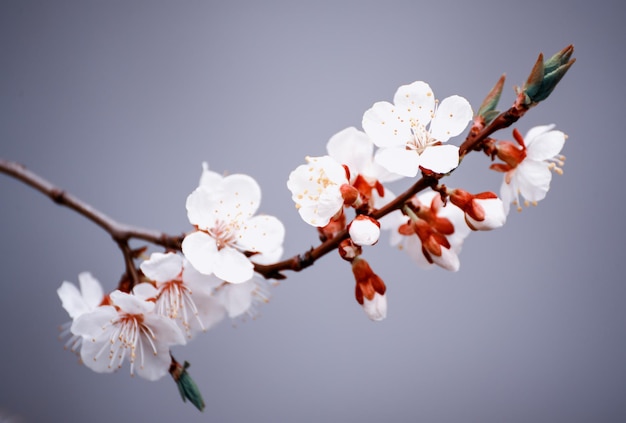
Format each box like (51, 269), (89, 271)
(1, 1), (624, 422)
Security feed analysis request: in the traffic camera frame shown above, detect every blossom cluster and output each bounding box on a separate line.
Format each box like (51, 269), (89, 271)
(287, 81), (566, 321)
(56, 78), (567, 389)
(58, 164), (285, 381)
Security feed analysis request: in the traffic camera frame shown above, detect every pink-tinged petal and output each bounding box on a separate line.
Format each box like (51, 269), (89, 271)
(516, 161), (552, 202)
(393, 81), (435, 125)
(213, 247), (254, 284)
(326, 127), (374, 178)
(71, 306), (118, 338)
(526, 130), (566, 161)
(58, 282), (89, 319)
(132, 283), (158, 301)
(216, 281), (256, 318)
(77, 272), (104, 310)
(182, 231), (219, 276)
(238, 215), (285, 255)
(140, 252), (183, 283)
(110, 290), (155, 315)
(375, 147), (420, 177)
(524, 124), (555, 147)
(362, 101), (412, 148)
(217, 174), (262, 220)
(418, 144), (460, 174)
(185, 186), (217, 229)
(429, 95), (473, 142)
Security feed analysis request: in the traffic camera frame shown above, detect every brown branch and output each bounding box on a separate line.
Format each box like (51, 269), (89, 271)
(0, 159), (185, 286)
(0, 83), (543, 283)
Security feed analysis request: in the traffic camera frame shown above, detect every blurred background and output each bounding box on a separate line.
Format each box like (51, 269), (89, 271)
(1, 1), (624, 422)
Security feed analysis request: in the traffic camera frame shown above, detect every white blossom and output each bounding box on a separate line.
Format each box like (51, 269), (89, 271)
(362, 81), (472, 176)
(72, 284), (186, 381)
(287, 155), (349, 227)
(140, 252), (226, 339)
(493, 125), (566, 214)
(183, 169), (285, 283)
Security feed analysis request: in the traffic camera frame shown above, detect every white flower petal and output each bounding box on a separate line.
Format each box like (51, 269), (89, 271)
(362, 292), (387, 321)
(71, 306), (118, 339)
(132, 283), (158, 301)
(185, 186), (218, 229)
(431, 247), (461, 272)
(526, 130), (566, 161)
(110, 290), (155, 315)
(418, 144), (460, 173)
(516, 161), (552, 203)
(182, 261), (224, 293)
(216, 281), (256, 318)
(326, 127), (374, 178)
(238, 215), (285, 255)
(524, 124), (555, 145)
(362, 101), (412, 148)
(182, 231), (219, 276)
(393, 81), (435, 125)
(218, 174), (262, 220)
(213, 247), (254, 284)
(198, 162), (224, 190)
(77, 272), (104, 310)
(140, 252), (183, 283)
(374, 147), (421, 177)
(429, 95), (473, 142)
(467, 198), (506, 230)
(58, 282), (89, 319)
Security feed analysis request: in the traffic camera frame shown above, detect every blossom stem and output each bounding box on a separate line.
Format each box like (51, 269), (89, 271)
(458, 101), (529, 156)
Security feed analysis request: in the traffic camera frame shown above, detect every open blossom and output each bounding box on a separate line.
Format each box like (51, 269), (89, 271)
(72, 284), (186, 381)
(390, 190), (470, 271)
(140, 252), (226, 339)
(491, 125), (566, 214)
(326, 126), (403, 184)
(362, 81), (473, 177)
(183, 167), (285, 284)
(287, 155), (349, 227)
(57, 272), (105, 352)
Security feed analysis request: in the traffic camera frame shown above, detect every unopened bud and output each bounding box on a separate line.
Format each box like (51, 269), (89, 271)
(338, 239), (362, 262)
(340, 184), (360, 206)
(352, 257), (387, 321)
(348, 215), (381, 246)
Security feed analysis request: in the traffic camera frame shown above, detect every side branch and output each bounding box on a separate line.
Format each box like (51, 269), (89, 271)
(0, 159), (184, 250)
(458, 102), (529, 156)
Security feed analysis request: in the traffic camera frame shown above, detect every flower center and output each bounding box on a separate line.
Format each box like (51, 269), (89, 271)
(208, 220), (238, 250)
(407, 120), (436, 154)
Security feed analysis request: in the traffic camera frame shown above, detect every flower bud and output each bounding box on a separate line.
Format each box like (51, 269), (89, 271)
(338, 238), (362, 262)
(448, 189), (506, 231)
(348, 215), (381, 246)
(352, 257), (387, 321)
